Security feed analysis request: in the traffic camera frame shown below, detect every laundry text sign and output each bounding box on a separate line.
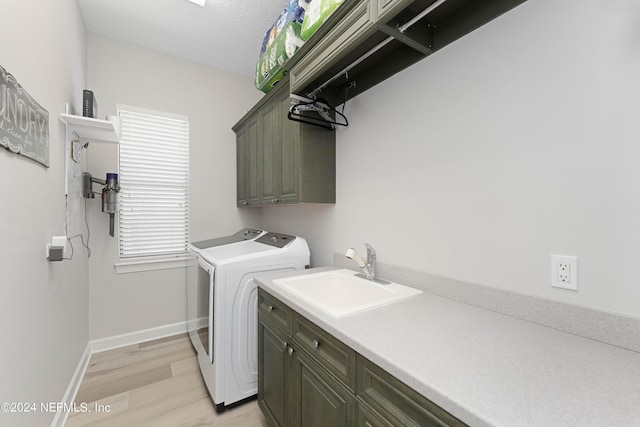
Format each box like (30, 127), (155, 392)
(0, 65), (50, 167)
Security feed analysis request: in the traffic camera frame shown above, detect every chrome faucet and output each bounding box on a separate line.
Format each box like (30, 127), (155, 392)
(345, 243), (389, 284)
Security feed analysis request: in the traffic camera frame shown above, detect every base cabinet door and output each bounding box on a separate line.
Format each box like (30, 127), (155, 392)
(291, 348), (354, 427)
(357, 356), (467, 427)
(258, 318), (290, 427)
(356, 400), (394, 427)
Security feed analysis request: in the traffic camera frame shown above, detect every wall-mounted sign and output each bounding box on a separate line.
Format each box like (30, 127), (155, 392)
(0, 65), (50, 168)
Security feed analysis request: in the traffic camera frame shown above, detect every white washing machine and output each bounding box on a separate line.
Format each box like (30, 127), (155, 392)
(191, 232), (310, 411)
(187, 228), (265, 351)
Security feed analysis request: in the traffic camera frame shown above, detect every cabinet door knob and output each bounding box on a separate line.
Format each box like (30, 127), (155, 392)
(288, 347), (294, 357)
(282, 341), (288, 350)
(312, 339), (320, 349)
(267, 305), (274, 312)
(242, 201), (248, 205)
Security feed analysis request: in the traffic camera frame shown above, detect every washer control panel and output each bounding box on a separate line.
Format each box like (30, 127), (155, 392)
(240, 228), (263, 239)
(255, 232), (296, 249)
(191, 228), (264, 250)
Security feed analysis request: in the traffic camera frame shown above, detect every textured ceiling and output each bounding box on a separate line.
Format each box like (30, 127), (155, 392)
(77, 0), (287, 76)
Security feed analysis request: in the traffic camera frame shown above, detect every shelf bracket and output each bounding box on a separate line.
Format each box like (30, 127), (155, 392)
(307, 0), (448, 98)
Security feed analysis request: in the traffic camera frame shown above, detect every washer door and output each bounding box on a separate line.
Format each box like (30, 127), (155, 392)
(197, 256), (215, 362)
(225, 266), (299, 405)
(230, 272), (260, 391)
(187, 254), (196, 346)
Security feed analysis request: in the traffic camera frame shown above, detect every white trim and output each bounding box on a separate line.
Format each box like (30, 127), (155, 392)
(115, 253), (192, 274)
(50, 343), (92, 427)
(53, 322), (188, 426)
(115, 103), (189, 122)
(90, 321), (188, 353)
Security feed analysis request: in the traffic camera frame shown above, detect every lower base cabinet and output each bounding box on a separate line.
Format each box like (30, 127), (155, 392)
(293, 349), (354, 427)
(259, 319), (289, 427)
(356, 400), (394, 427)
(258, 290), (354, 427)
(357, 357), (466, 427)
(258, 289), (467, 427)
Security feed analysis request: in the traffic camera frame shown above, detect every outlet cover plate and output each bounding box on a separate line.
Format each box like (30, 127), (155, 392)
(551, 255), (578, 291)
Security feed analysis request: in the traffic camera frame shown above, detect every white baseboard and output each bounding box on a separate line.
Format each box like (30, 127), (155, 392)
(89, 321), (188, 353)
(52, 321), (188, 426)
(51, 343), (92, 427)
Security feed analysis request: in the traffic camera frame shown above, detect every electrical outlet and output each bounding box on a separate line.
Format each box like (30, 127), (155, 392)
(557, 261), (571, 283)
(551, 255), (578, 291)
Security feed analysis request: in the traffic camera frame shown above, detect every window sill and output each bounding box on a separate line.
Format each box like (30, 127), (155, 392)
(115, 254), (194, 274)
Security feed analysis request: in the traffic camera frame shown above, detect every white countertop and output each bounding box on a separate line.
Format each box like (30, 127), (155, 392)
(256, 267), (640, 427)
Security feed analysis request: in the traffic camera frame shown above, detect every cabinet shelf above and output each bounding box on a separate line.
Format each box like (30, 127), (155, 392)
(60, 113), (121, 143)
(287, 0), (527, 105)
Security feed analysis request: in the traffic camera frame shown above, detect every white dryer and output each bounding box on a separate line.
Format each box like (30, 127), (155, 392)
(192, 232), (309, 411)
(187, 228), (264, 351)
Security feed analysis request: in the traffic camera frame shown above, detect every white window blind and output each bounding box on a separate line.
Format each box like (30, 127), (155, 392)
(117, 105), (189, 259)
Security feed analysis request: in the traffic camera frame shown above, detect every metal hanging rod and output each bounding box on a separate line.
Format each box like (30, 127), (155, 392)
(309, 36), (394, 97)
(308, 0), (449, 98)
(398, 0), (447, 33)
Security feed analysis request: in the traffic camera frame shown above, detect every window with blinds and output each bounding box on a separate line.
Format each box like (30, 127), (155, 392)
(117, 105), (189, 259)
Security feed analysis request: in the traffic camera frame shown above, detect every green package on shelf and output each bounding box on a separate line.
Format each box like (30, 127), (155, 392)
(300, 0), (344, 41)
(255, 21), (305, 93)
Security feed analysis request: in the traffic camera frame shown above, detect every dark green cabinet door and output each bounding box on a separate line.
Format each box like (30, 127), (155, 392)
(356, 400), (394, 427)
(291, 348), (354, 427)
(236, 128), (246, 206)
(246, 118), (260, 205)
(277, 90), (299, 203)
(261, 97), (278, 204)
(259, 318), (289, 427)
(357, 356), (467, 427)
(236, 117), (260, 206)
(258, 290), (467, 427)
(234, 77), (335, 207)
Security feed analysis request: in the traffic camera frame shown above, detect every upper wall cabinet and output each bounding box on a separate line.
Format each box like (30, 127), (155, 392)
(233, 0), (525, 208)
(234, 78), (336, 208)
(286, 0), (527, 105)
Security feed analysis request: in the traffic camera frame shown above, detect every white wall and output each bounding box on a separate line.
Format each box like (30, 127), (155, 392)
(0, 0), (89, 426)
(85, 33), (262, 340)
(260, 0), (640, 319)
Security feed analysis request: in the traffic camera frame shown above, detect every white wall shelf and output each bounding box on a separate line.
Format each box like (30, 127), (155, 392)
(60, 113), (121, 143)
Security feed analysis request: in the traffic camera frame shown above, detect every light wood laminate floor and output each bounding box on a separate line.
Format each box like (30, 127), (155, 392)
(66, 333), (268, 427)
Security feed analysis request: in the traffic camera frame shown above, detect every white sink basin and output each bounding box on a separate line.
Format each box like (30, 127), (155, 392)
(272, 269), (422, 318)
